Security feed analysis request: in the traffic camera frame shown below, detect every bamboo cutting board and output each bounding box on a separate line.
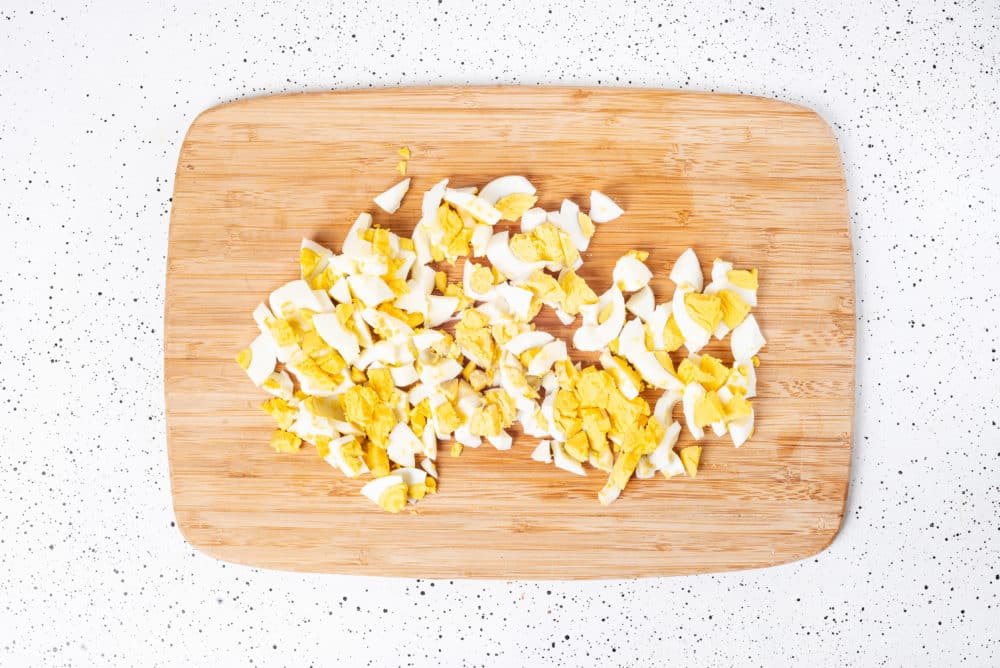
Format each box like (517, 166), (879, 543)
(165, 87), (853, 579)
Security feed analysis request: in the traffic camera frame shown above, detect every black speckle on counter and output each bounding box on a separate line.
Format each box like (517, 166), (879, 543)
(1, 1), (998, 666)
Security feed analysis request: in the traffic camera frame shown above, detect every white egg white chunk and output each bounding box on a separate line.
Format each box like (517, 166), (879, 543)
(669, 247), (703, 291)
(425, 295), (459, 327)
(705, 257), (757, 307)
(443, 188), (502, 225)
(390, 363), (419, 387)
(420, 178), (449, 221)
(269, 279), (329, 317)
(260, 370), (294, 400)
(597, 481), (621, 506)
(504, 330), (554, 355)
(361, 308), (413, 341)
(520, 207), (547, 232)
(527, 340), (568, 376)
(351, 310), (374, 348)
(598, 350), (641, 400)
(300, 238), (333, 279)
(361, 474), (406, 505)
(373, 178), (411, 214)
(487, 431), (513, 450)
(486, 231), (545, 282)
(478, 175), (536, 205)
(329, 253), (358, 276)
(496, 283), (534, 321)
(519, 404), (549, 437)
(635, 456), (657, 479)
(625, 286), (655, 320)
(324, 435), (369, 478)
(346, 274), (394, 308)
(531, 440), (553, 463)
(342, 213), (374, 258)
(730, 358), (757, 398)
(729, 410), (755, 447)
(328, 277), (352, 304)
(653, 391), (682, 425)
(353, 340), (401, 369)
(613, 255), (653, 293)
(554, 308), (575, 325)
(420, 458), (439, 478)
(454, 424), (482, 448)
(588, 190), (624, 223)
(387, 423), (422, 467)
(242, 334), (277, 386)
(470, 223), (492, 257)
(672, 286), (711, 354)
(312, 312), (361, 365)
(682, 381), (706, 440)
(412, 329), (445, 352)
(618, 319), (683, 391)
(646, 421), (684, 477)
(551, 440), (586, 476)
(553, 198), (591, 251)
(462, 260), (496, 301)
(643, 304), (671, 351)
(420, 424), (437, 459)
(394, 467), (428, 499)
(731, 314), (766, 360)
(418, 358), (463, 386)
(411, 223), (433, 265)
(573, 286), (626, 352)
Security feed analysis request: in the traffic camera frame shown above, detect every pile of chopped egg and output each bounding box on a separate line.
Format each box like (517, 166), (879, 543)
(236, 160), (766, 511)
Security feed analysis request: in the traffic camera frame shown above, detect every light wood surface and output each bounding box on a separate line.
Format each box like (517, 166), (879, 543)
(165, 87), (854, 578)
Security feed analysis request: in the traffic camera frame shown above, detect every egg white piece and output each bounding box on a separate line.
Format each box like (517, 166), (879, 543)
(496, 283), (534, 321)
(342, 213), (374, 258)
(453, 424), (482, 448)
(328, 277), (352, 304)
(554, 308), (576, 326)
(478, 175), (536, 205)
(260, 370), (294, 400)
(411, 223), (433, 266)
(669, 247), (703, 291)
(531, 440), (552, 463)
(471, 223), (492, 257)
(519, 404), (549, 437)
(373, 178), (411, 214)
(597, 482), (621, 506)
(682, 381), (706, 440)
(540, 391), (562, 441)
(573, 286), (626, 352)
(729, 410), (755, 448)
(730, 358), (757, 398)
(487, 431), (513, 450)
(706, 257), (757, 308)
(504, 330), (554, 355)
(672, 286), (711, 354)
(588, 190), (624, 223)
(461, 261), (496, 301)
(646, 421), (684, 477)
(613, 255), (653, 293)
(598, 350), (641, 400)
(618, 319), (683, 391)
(643, 304), (671, 351)
(425, 295), (459, 327)
(486, 231), (545, 282)
(300, 238), (333, 279)
(421, 458), (438, 478)
(553, 198), (591, 251)
(353, 340), (401, 369)
(551, 440), (586, 476)
(412, 329), (445, 352)
(625, 286), (655, 320)
(361, 308), (413, 341)
(387, 423), (422, 467)
(242, 334), (277, 386)
(420, 178), (449, 220)
(390, 363), (419, 387)
(635, 456), (657, 479)
(346, 274), (394, 309)
(418, 358), (463, 386)
(520, 207), (547, 232)
(312, 312), (361, 365)
(269, 279), (330, 316)
(360, 474), (406, 505)
(324, 436), (369, 478)
(527, 340), (568, 376)
(443, 188), (502, 225)
(731, 314), (766, 360)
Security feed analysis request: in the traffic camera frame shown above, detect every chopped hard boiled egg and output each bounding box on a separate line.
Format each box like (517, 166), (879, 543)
(237, 175), (765, 510)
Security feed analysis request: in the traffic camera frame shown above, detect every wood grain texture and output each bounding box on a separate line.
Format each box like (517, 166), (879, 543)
(165, 87), (854, 579)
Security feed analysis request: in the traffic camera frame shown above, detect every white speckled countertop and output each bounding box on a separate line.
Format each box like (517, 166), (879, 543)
(2, 1), (998, 666)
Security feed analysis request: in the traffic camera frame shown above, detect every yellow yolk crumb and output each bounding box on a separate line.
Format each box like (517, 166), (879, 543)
(300, 247), (324, 278)
(377, 481), (408, 513)
(363, 441), (390, 478)
(693, 391), (726, 427)
(269, 429), (302, 453)
(717, 289), (751, 328)
(450, 442), (463, 458)
(235, 348), (252, 370)
(261, 397), (297, 430)
(396, 161), (407, 175)
(684, 292), (723, 333)
(578, 212), (595, 238)
(727, 268), (758, 290)
(679, 445), (702, 477)
(398, 146), (411, 159)
(494, 193), (538, 221)
(468, 263), (494, 294)
(558, 270), (598, 314)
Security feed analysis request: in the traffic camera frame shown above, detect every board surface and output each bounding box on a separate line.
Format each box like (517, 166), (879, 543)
(165, 87), (853, 578)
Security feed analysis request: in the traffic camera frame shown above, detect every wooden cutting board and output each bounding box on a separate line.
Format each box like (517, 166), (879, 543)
(165, 87), (853, 579)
